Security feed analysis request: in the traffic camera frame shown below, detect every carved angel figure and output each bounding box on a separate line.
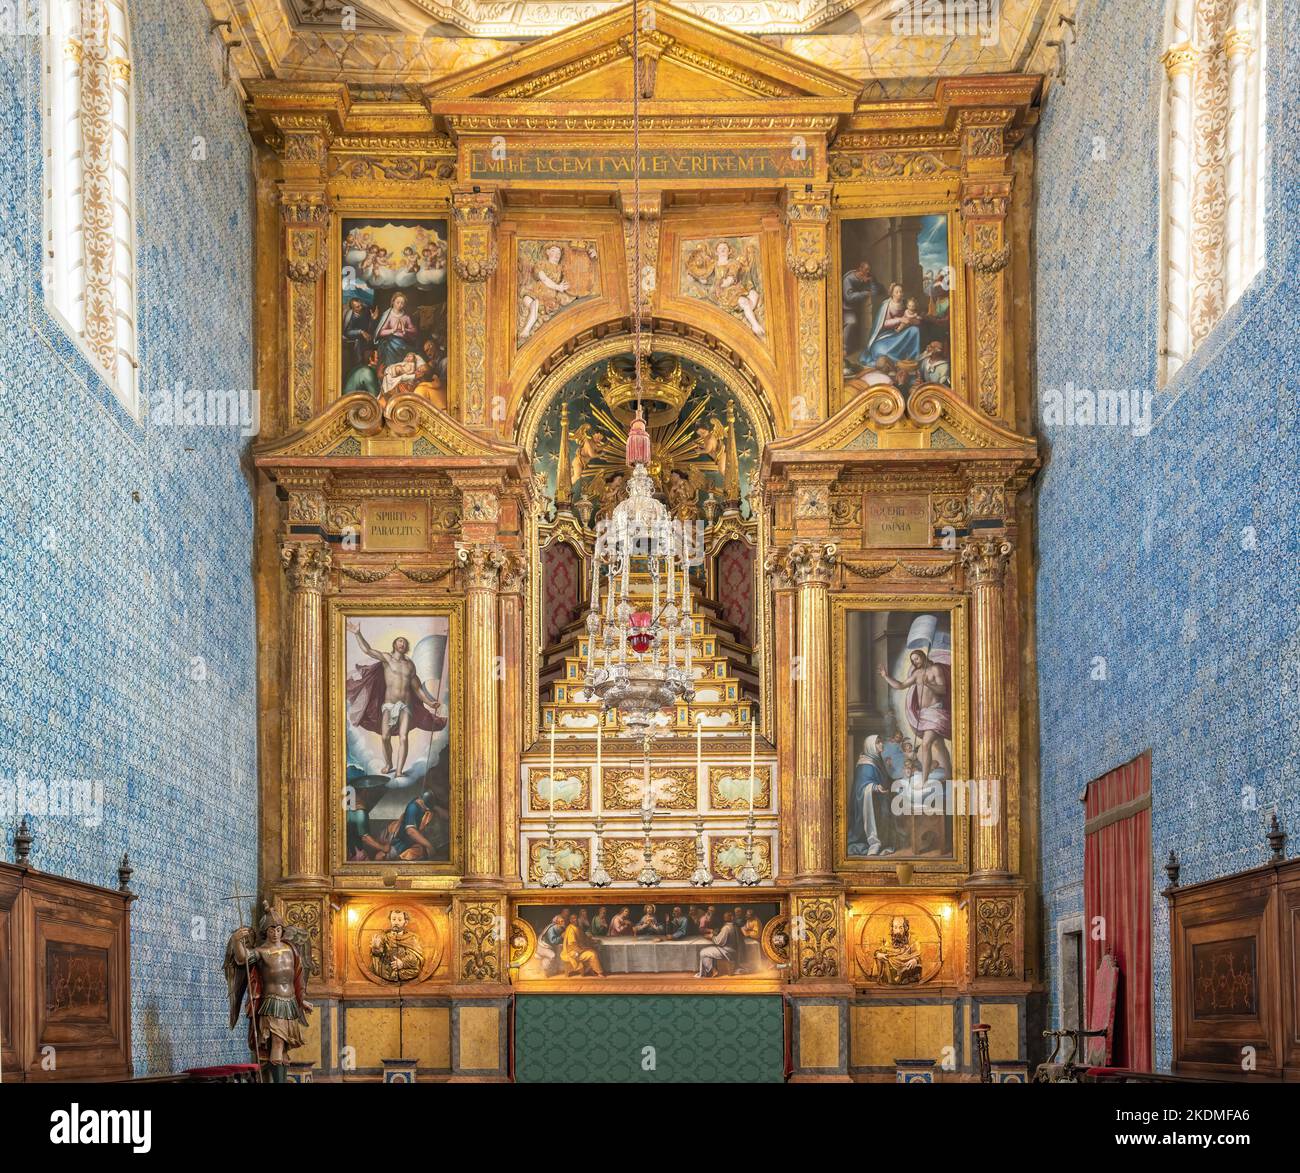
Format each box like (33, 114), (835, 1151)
(683, 238), (765, 338)
(224, 903), (314, 1082)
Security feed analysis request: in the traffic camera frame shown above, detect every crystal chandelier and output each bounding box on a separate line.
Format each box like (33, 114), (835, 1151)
(584, 424), (695, 737)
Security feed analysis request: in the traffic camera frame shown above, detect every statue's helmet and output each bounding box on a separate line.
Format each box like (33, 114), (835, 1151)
(258, 903), (285, 937)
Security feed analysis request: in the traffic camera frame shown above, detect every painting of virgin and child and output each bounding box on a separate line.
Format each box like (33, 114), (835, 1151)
(341, 219), (449, 409)
(840, 214), (952, 394)
(845, 610), (956, 860)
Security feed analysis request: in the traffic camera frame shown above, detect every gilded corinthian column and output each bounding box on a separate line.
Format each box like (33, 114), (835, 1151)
(457, 541), (506, 884)
(962, 536), (1013, 880)
(784, 541), (838, 884)
(281, 542), (333, 885)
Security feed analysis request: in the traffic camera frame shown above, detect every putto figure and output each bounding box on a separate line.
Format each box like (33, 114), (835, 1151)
(224, 903), (314, 1082)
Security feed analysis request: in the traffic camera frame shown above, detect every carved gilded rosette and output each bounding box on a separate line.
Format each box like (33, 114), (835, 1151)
(961, 537), (1013, 878)
(452, 186), (501, 425)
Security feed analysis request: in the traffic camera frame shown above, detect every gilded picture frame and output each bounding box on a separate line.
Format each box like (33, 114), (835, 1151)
(328, 596), (464, 878)
(830, 201), (967, 413)
(832, 594), (970, 875)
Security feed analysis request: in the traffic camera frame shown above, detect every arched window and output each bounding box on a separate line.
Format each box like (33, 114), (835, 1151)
(43, 0), (139, 414)
(1160, 0), (1266, 383)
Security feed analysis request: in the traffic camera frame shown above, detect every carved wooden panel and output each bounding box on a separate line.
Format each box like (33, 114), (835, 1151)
(1167, 861), (1298, 1079)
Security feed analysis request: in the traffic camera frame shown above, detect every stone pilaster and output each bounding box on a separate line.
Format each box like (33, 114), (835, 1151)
(280, 541), (333, 885)
(451, 185), (501, 427)
(783, 540), (838, 884)
(962, 536), (1013, 880)
(456, 541), (506, 884)
(781, 184), (832, 426)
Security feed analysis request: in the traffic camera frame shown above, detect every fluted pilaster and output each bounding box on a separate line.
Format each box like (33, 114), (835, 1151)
(457, 541), (506, 883)
(784, 541), (838, 883)
(962, 536), (1013, 880)
(281, 541), (332, 884)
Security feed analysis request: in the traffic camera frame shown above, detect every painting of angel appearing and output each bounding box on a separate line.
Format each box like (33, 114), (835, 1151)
(343, 614), (452, 864)
(845, 610), (955, 860)
(840, 214), (951, 395)
(341, 218), (448, 408)
(680, 236), (766, 339)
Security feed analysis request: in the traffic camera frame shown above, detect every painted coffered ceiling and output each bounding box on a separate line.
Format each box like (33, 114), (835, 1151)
(206, 0), (1074, 91)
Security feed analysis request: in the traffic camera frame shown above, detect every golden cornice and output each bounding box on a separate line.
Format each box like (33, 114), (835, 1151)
(445, 112), (842, 134)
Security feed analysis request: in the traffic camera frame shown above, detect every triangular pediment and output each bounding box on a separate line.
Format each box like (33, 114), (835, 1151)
(425, 2), (861, 112)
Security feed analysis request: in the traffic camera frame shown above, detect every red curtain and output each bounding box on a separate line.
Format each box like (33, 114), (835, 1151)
(1083, 751), (1153, 1070)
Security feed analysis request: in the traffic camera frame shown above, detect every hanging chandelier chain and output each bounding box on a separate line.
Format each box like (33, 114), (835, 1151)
(632, 0), (643, 411)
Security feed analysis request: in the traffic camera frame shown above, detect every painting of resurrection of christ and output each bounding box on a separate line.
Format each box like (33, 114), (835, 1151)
(341, 218), (449, 408)
(843, 609), (957, 860)
(839, 213), (952, 395)
(512, 901), (783, 980)
(343, 614), (452, 864)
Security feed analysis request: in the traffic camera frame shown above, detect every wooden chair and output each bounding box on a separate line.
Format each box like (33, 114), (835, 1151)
(1034, 952), (1119, 1082)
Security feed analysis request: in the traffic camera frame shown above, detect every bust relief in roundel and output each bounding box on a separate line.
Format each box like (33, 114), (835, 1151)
(355, 903), (442, 985)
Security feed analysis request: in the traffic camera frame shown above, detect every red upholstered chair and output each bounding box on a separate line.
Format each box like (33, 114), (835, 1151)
(1034, 953), (1119, 1082)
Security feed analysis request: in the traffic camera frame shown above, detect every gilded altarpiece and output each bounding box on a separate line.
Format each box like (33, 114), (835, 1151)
(244, 2), (1043, 1081)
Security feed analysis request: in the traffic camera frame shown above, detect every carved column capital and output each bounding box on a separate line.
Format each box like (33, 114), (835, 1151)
(281, 542), (333, 592)
(451, 185), (501, 282)
(780, 183), (832, 280)
(764, 548), (794, 592)
(278, 190), (331, 225)
(498, 551), (529, 595)
(456, 541), (507, 591)
(783, 541), (838, 588)
(960, 537), (1012, 587)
